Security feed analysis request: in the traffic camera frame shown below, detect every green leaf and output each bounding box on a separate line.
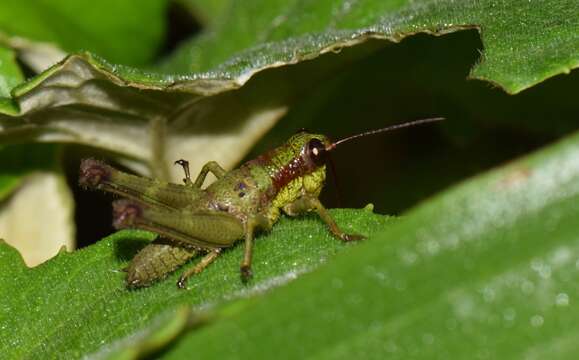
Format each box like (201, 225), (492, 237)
(160, 129), (579, 358)
(0, 2), (577, 355)
(0, 0), (168, 66)
(0, 209), (391, 358)
(161, 0), (578, 93)
(0, 46), (21, 96)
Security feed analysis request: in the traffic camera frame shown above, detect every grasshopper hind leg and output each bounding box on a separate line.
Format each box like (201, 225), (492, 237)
(79, 159), (201, 209)
(112, 199), (244, 248)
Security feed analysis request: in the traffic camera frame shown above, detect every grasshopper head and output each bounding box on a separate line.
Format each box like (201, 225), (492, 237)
(266, 131), (332, 206)
(287, 131), (332, 171)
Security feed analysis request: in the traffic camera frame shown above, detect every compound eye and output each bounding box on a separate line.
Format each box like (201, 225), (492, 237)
(306, 139), (327, 166)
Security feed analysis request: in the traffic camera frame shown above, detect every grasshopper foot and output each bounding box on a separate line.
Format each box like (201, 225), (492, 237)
(174, 159), (191, 184)
(240, 265), (253, 283)
(177, 276), (188, 289)
(341, 233), (366, 242)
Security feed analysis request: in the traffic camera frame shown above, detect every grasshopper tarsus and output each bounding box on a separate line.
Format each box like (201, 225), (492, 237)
(240, 265), (253, 283)
(177, 276), (188, 289)
(341, 233), (366, 242)
(174, 159), (188, 167)
(174, 159), (191, 184)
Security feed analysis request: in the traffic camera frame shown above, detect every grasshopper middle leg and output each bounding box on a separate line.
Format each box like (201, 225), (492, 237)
(174, 159), (193, 186)
(174, 160), (227, 189)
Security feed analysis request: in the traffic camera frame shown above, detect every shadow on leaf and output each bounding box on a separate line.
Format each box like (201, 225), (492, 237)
(114, 234), (154, 262)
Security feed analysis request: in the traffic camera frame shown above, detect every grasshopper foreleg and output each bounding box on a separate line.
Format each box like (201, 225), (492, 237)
(284, 195), (365, 242)
(177, 249), (222, 289)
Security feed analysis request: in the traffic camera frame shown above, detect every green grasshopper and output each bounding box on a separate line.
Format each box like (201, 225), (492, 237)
(79, 118), (443, 289)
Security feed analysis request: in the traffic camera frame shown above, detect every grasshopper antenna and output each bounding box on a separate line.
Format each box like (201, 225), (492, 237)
(327, 117), (444, 150)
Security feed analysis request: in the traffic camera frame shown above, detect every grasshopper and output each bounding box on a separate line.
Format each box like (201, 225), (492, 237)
(79, 118), (443, 289)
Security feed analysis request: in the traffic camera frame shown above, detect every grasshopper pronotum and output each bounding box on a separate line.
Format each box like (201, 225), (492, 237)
(79, 117), (443, 289)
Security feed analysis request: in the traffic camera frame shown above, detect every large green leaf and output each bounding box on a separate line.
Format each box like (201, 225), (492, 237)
(0, 2), (576, 356)
(161, 129), (579, 358)
(162, 0), (578, 94)
(143, 0), (574, 91)
(0, 209), (389, 358)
